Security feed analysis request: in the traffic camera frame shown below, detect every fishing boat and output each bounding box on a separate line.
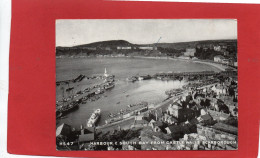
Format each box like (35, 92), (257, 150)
(87, 109), (101, 127)
(126, 76), (137, 82)
(60, 101), (79, 114)
(104, 83), (115, 90)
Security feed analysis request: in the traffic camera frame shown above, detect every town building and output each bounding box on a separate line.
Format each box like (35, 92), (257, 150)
(131, 114), (151, 128)
(162, 113), (178, 125)
(149, 108), (164, 121)
(183, 48), (196, 57)
(167, 102), (197, 122)
(214, 46), (221, 51)
(212, 122), (238, 135)
(207, 109), (230, 121)
(211, 84), (228, 96)
(149, 121), (164, 132)
(178, 124), (237, 150)
(214, 55), (225, 63)
(221, 59), (230, 65)
(117, 46), (132, 50)
(82, 47), (97, 50)
(165, 125), (184, 140)
(56, 123), (72, 138)
(234, 62), (238, 67)
(138, 46), (157, 50)
(197, 113), (214, 125)
(213, 55), (235, 66)
(78, 127), (95, 143)
(165, 121), (198, 141)
(223, 51), (229, 56)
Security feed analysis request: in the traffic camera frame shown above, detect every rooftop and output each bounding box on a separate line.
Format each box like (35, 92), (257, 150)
(153, 121), (164, 127)
(56, 123), (71, 137)
(201, 114), (213, 121)
(166, 125), (182, 133)
(213, 122), (238, 135)
(78, 133), (95, 142)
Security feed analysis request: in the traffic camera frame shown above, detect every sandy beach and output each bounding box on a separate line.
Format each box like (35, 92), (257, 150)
(128, 56), (228, 71)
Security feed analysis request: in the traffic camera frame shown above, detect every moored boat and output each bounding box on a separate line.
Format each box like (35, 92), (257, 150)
(60, 101), (79, 115)
(87, 109), (101, 127)
(126, 76), (137, 82)
(104, 83), (115, 90)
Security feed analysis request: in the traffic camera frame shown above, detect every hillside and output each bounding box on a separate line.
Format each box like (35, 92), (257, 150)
(56, 39), (237, 61)
(58, 39), (237, 50)
(154, 39), (237, 49)
(73, 40), (137, 48)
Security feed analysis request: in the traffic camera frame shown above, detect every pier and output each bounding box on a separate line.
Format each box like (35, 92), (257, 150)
(56, 69), (116, 117)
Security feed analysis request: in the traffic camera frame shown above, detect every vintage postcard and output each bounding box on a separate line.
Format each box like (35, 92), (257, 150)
(55, 19), (238, 151)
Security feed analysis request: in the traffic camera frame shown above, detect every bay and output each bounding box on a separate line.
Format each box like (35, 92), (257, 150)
(56, 57), (220, 129)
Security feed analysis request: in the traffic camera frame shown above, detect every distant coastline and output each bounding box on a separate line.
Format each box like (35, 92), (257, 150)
(128, 56), (228, 71)
(56, 55), (228, 72)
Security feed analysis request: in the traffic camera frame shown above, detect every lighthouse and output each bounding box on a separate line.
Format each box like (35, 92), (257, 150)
(104, 68), (109, 77)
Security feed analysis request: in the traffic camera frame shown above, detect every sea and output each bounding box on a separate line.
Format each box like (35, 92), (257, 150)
(56, 57), (220, 129)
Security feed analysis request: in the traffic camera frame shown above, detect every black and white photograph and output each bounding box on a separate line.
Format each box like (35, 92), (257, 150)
(55, 19), (238, 151)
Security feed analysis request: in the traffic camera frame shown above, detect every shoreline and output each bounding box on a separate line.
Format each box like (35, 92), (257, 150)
(129, 56), (228, 72)
(56, 55), (228, 72)
(192, 60), (227, 71)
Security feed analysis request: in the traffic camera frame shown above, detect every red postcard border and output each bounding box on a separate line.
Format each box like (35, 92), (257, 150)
(8, 0), (260, 157)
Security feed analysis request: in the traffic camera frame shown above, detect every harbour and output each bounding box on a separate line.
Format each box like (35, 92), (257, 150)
(56, 57), (224, 129)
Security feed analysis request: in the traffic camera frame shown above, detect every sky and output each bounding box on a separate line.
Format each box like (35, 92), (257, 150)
(56, 19), (237, 47)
